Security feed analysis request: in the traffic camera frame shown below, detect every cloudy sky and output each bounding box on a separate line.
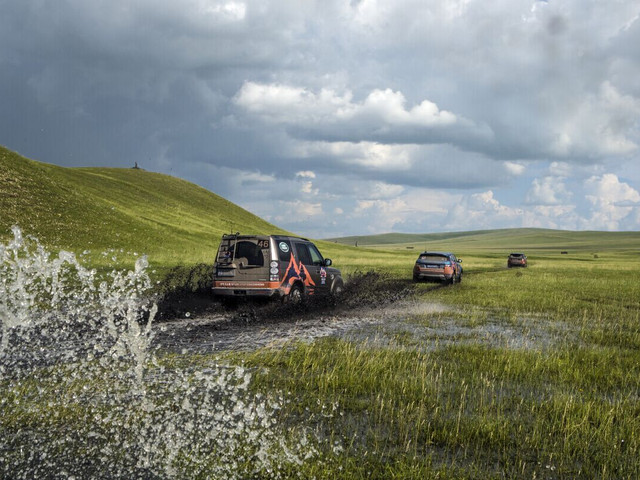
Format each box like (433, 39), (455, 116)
(2, 0), (640, 238)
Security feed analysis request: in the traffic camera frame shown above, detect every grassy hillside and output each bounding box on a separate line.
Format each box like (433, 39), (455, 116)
(0, 145), (287, 269)
(330, 227), (640, 254)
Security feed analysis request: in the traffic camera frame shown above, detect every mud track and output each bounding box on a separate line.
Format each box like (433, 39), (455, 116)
(152, 272), (449, 354)
(152, 269), (570, 355)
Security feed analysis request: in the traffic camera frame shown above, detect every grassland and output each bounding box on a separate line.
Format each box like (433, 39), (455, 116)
(0, 145), (287, 273)
(208, 244), (637, 478)
(2, 145), (640, 478)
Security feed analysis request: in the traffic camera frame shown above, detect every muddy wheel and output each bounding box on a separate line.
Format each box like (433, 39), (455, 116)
(413, 273), (420, 282)
(221, 297), (238, 309)
(331, 280), (344, 296)
(449, 274), (457, 285)
(287, 284), (303, 305)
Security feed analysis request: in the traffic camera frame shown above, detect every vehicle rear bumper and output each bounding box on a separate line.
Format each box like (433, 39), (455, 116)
(213, 287), (283, 298)
(415, 272), (453, 281)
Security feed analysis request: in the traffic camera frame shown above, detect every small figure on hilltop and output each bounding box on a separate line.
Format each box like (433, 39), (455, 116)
(132, 162), (140, 169)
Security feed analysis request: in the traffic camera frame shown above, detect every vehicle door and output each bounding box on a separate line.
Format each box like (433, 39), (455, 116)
(293, 242), (329, 295)
(450, 254), (461, 276)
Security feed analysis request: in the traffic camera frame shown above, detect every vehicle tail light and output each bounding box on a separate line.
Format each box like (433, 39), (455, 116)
(269, 261), (279, 281)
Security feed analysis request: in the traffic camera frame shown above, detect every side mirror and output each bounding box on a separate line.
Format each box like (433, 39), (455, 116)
(324, 258), (332, 267)
(458, 259), (463, 263)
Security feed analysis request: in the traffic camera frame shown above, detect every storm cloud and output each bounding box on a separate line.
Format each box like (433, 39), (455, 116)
(1, 0), (639, 236)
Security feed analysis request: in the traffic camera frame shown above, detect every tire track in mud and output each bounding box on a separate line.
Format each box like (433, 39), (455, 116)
(152, 271), (423, 353)
(152, 269), (574, 355)
(152, 299), (454, 354)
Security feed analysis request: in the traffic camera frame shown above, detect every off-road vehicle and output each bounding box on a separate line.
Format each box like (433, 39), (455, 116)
(213, 234), (343, 303)
(507, 252), (527, 268)
(413, 251), (463, 284)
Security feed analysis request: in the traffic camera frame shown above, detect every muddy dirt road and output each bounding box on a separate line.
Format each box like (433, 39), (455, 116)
(152, 298), (451, 354)
(152, 271), (423, 353)
(151, 271), (566, 355)
(154, 298), (456, 353)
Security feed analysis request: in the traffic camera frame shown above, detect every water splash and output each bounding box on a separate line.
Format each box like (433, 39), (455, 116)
(0, 227), (316, 478)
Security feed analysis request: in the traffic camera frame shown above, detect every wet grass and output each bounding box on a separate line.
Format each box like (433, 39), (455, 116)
(4, 234), (640, 478)
(233, 337), (640, 478)
(217, 249), (640, 479)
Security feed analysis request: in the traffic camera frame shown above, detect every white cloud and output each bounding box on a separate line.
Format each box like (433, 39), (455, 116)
(355, 88), (457, 126)
(582, 173), (640, 229)
(549, 82), (640, 159)
(275, 200), (324, 221)
(200, 1), (247, 21)
(352, 197), (412, 233)
(233, 82), (353, 122)
(447, 191), (525, 231)
(300, 181), (318, 195)
(237, 170), (275, 184)
(233, 82), (487, 147)
(548, 161), (572, 177)
(368, 182), (405, 200)
(525, 176), (571, 206)
(504, 161), (526, 176)
(296, 170), (316, 178)
(584, 173), (640, 206)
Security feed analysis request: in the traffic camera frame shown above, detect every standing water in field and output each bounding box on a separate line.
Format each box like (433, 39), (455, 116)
(0, 227), (315, 479)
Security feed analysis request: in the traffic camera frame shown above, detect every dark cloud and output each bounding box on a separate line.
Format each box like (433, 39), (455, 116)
(1, 0), (639, 235)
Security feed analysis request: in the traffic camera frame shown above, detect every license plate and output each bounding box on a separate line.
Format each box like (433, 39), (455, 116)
(217, 270), (235, 277)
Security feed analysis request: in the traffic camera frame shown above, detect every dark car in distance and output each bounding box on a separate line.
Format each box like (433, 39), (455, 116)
(413, 252), (463, 284)
(507, 252), (528, 268)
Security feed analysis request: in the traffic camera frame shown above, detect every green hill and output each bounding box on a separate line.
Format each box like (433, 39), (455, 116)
(330, 228), (640, 254)
(0, 145), (287, 268)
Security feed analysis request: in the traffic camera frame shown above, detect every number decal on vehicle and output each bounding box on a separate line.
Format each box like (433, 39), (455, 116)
(257, 240), (269, 249)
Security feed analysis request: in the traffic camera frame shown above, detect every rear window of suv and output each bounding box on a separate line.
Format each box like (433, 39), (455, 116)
(234, 241), (265, 266)
(419, 254), (448, 262)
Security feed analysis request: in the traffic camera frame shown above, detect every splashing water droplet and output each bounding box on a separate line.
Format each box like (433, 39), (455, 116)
(1, 227), (318, 478)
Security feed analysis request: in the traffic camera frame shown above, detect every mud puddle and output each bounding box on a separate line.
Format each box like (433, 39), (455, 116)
(152, 271), (572, 354)
(152, 298), (451, 354)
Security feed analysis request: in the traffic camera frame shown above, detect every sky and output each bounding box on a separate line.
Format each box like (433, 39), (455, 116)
(1, 0), (640, 238)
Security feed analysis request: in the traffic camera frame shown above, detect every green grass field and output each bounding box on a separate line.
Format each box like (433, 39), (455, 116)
(1, 145), (287, 272)
(2, 145), (640, 478)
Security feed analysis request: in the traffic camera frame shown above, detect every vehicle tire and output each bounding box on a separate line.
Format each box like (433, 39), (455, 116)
(413, 273), (420, 282)
(331, 280), (344, 296)
(221, 297), (238, 309)
(449, 274), (456, 285)
(457, 272), (462, 283)
(287, 284), (303, 305)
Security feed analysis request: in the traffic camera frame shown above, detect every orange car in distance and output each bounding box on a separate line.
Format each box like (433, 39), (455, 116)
(413, 251), (463, 284)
